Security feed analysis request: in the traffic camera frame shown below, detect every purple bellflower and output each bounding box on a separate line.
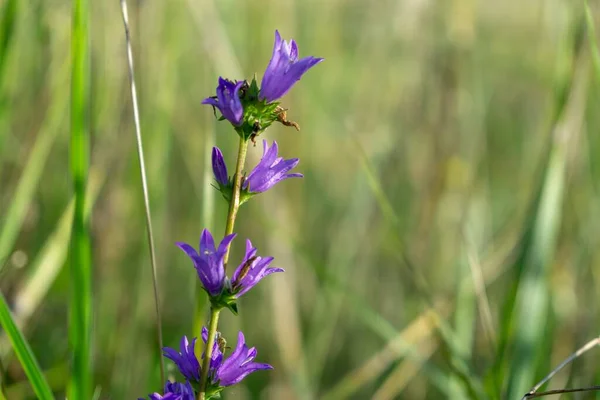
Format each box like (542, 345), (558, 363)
(202, 77), (245, 126)
(243, 140), (302, 194)
(162, 336), (201, 382)
(212, 147), (229, 186)
(260, 30), (324, 103)
(176, 229), (236, 297)
(163, 330), (272, 395)
(231, 240), (283, 297)
(214, 332), (273, 387)
(145, 381), (195, 400)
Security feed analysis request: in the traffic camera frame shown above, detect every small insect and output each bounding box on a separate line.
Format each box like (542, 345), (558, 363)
(238, 80), (250, 99)
(250, 121), (262, 145)
(216, 332), (231, 354)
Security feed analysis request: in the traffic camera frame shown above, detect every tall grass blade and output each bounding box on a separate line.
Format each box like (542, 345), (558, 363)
(68, 0), (92, 396)
(585, 1), (600, 84)
(120, 0), (165, 384)
(505, 18), (588, 398)
(0, 291), (53, 399)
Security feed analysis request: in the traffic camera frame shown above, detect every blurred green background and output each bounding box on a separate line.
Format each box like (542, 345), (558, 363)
(2, 0), (600, 399)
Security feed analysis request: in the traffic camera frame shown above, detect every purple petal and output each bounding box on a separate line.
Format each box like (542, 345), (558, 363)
(199, 229), (216, 254)
(202, 77), (244, 126)
(175, 242), (199, 260)
(217, 233), (237, 258)
(289, 40), (299, 61)
(201, 97), (218, 107)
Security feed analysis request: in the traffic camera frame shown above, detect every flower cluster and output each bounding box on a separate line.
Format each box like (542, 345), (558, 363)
(213, 139), (303, 203)
(141, 30), (320, 400)
(176, 228), (283, 313)
(202, 30), (323, 139)
(141, 329), (271, 399)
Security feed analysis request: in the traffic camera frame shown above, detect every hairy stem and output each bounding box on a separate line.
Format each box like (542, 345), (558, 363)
(198, 136), (249, 399)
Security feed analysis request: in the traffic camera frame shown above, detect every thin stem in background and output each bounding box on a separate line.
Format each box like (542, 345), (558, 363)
(198, 136), (249, 400)
(521, 336), (600, 399)
(69, 0), (92, 396)
(523, 386), (600, 399)
(119, 0), (165, 386)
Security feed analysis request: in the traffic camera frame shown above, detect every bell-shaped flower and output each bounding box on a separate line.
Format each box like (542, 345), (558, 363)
(162, 337), (201, 382)
(260, 30), (323, 103)
(212, 147), (229, 187)
(242, 140), (302, 194)
(145, 381), (195, 400)
(176, 229), (236, 297)
(202, 77), (244, 126)
(214, 332), (273, 387)
(231, 240), (283, 297)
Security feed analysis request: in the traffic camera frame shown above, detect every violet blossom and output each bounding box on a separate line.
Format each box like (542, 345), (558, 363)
(162, 336), (201, 382)
(260, 30), (323, 103)
(176, 229), (236, 297)
(214, 332), (273, 387)
(202, 77), (244, 126)
(212, 147), (229, 186)
(243, 140), (302, 193)
(231, 240), (283, 297)
(145, 381), (195, 400)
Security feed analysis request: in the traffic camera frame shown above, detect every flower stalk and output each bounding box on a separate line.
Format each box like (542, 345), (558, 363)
(141, 29), (322, 400)
(223, 136), (249, 264)
(198, 136), (249, 400)
(198, 307), (220, 400)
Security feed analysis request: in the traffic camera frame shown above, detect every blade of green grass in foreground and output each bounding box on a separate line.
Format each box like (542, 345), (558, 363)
(0, 291), (53, 399)
(505, 18), (588, 398)
(69, 0), (92, 396)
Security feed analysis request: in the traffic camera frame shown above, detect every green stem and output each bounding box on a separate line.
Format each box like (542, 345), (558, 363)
(69, 0), (92, 396)
(198, 307), (220, 400)
(223, 136), (249, 262)
(198, 136), (249, 400)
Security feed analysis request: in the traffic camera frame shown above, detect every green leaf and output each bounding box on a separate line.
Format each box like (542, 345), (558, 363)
(69, 0), (92, 396)
(0, 292), (53, 399)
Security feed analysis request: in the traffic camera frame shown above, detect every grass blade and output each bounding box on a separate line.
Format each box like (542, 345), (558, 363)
(0, 291), (53, 399)
(585, 1), (600, 84)
(505, 18), (588, 398)
(68, 0), (92, 396)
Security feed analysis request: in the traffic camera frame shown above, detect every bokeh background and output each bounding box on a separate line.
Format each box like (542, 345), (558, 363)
(2, 0), (600, 399)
